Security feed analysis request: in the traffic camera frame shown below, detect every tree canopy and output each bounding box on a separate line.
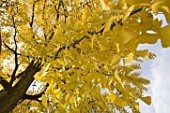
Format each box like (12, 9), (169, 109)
(0, 0), (170, 113)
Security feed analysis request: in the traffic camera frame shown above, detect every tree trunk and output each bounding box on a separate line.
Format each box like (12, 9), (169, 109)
(0, 61), (41, 113)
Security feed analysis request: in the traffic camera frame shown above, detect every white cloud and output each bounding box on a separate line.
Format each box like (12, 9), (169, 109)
(151, 48), (170, 113)
(138, 41), (170, 113)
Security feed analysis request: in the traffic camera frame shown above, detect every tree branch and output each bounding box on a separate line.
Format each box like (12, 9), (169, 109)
(22, 83), (49, 102)
(23, 93), (43, 102)
(29, 1), (36, 28)
(47, 0), (67, 42)
(54, 35), (89, 59)
(0, 60), (42, 113)
(10, 14), (19, 86)
(88, 7), (143, 35)
(0, 76), (11, 90)
(3, 42), (16, 54)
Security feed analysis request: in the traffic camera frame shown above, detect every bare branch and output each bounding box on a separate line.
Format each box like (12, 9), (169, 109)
(10, 14), (19, 86)
(0, 76), (10, 90)
(3, 42), (15, 53)
(29, 1), (36, 28)
(23, 93), (43, 102)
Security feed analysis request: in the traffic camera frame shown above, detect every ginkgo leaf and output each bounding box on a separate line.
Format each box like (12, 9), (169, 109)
(125, 53), (134, 64)
(82, 6), (88, 25)
(41, 94), (48, 108)
(161, 6), (170, 23)
(115, 70), (122, 84)
(52, 95), (57, 103)
(138, 33), (159, 44)
(45, 84), (53, 94)
(151, 1), (165, 15)
(160, 25), (170, 48)
(103, 16), (114, 33)
(99, 0), (110, 10)
(107, 92), (129, 107)
(106, 93), (117, 103)
(111, 54), (120, 67)
(137, 50), (149, 60)
(34, 63), (50, 80)
(2, 0), (168, 112)
(122, 5), (135, 22)
(57, 59), (66, 66)
(126, 38), (139, 53)
(114, 30), (134, 44)
(104, 0), (112, 4)
(133, 101), (139, 112)
(139, 96), (151, 105)
(54, 89), (62, 99)
(69, 96), (75, 104)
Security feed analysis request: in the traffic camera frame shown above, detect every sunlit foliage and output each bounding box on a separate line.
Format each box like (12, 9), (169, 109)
(0, 0), (170, 112)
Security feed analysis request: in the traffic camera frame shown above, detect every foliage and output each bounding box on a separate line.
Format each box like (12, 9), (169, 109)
(0, 0), (170, 112)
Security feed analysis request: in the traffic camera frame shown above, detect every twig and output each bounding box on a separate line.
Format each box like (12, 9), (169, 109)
(88, 7), (143, 35)
(54, 35), (89, 59)
(29, 1), (36, 28)
(10, 14), (19, 86)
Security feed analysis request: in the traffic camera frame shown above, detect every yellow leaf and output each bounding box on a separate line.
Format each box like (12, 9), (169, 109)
(34, 63), (50, 81)
(41, 94), (48, 108)
(133, 102), (139, 112)
(122, 5), (134, 23)
(45, 84), (53, 94)
(69, 96), (75, 104)
(151, 1), (165, 15)
(111, 54), (120, 67)
(137, 50), (149, 60)
(125, 53), (134, 64)
(82, 7), (88, 25)
(57, 59), (66, 66)
(52, 94), (57, 103)
(54, 89), (62, 99)
(161, 6), (170, 23)
(138, 33), (159, 44)
(99, 0), (110, 10)
(115, 70), (122, 84)
(115, 97), (129, 106)
(0, 84), (3, 90)
(140, 96), (151, 105)
(106, 93), (117, 103)
(107, 92), (129, 107)
(126, 38), (139, 53)
(160, 25), (170, 48)
(103, 16), (114, 33)
(114, 30), (134, 44)
(104, 0), (112, 4)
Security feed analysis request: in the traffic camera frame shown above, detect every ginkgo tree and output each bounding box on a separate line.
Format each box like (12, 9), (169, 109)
(0, 0), (170, 113)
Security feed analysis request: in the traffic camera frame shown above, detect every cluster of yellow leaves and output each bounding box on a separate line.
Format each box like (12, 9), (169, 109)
(0, 0), (170, 112)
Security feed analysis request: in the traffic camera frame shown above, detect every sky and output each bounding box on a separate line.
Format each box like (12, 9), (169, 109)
(139, 14), (170, 113)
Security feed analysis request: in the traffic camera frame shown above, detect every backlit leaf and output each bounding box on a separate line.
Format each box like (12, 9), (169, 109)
(140, 96), (151, 105)
(160, 25), (170, 47)
(41, 94), (48, 108)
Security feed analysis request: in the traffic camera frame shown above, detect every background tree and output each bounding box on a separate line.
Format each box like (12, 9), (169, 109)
(0, 0), (170, 113)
